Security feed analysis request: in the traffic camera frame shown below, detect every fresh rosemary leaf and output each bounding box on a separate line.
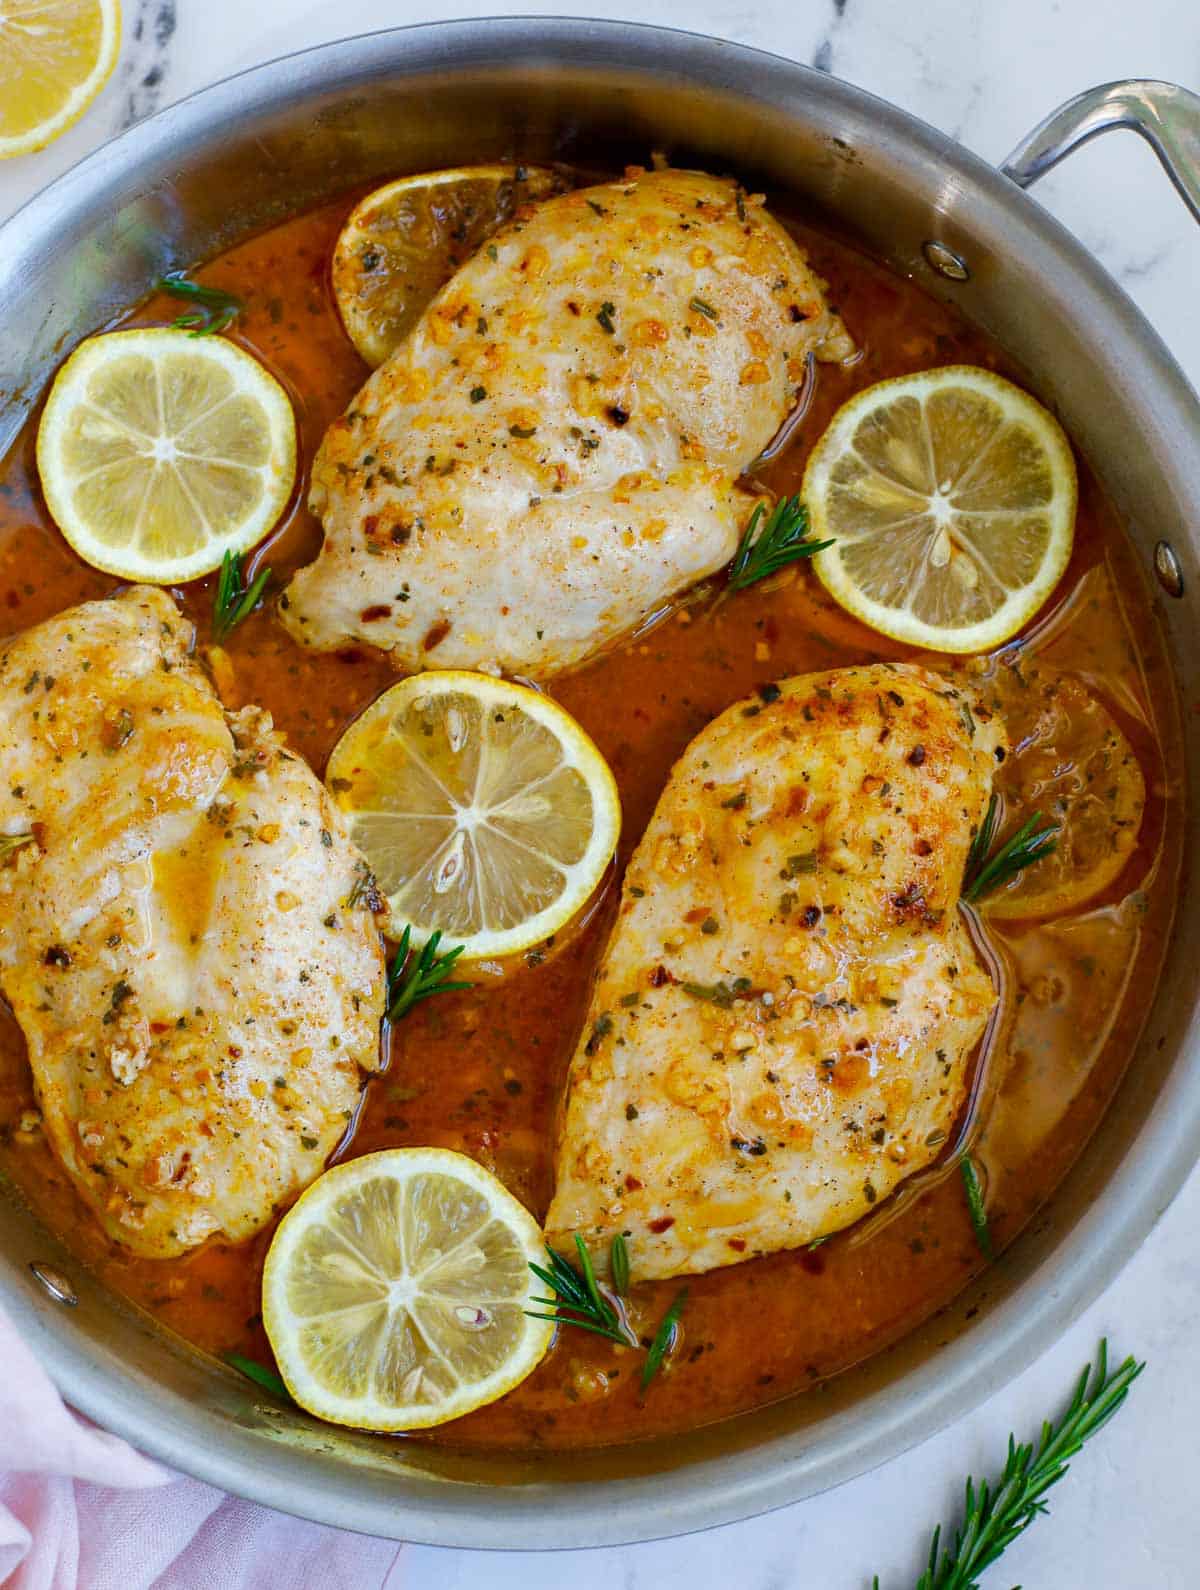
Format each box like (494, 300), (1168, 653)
(212, 549), (271, 641)
(386, 926), (472, 1023)
(225, 1352), (291, 1399)
(964, 792), (999, 880)
(523, 1308), (632, 1345)
(0, 832), (34, 863)
(641, 1288), (687, 1388)
(959, 1154), (993, 1261)
(876, 1340), (1143, 1590)
(157, 272), (242, 336)
(727, 495), (832, 591)
(610, 1233), (631, 1297)
(526, 1238), (636, 1346)
(962, 797), (1058, 903)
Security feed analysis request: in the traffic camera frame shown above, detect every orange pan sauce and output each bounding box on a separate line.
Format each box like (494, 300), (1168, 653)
(0, 187), (1181, 1451)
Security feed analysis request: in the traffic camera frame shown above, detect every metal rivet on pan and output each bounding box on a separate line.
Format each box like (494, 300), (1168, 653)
(1154, 540), (1184, 598)
(29, 1262), (77, 1307)
(922, 241), (970, 281)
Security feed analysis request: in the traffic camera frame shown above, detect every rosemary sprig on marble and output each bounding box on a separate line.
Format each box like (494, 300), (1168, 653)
(872, 1341), (1143, 1590)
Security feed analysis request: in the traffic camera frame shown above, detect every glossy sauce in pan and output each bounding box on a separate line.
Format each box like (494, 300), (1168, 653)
(0, 191), (1181, 1450)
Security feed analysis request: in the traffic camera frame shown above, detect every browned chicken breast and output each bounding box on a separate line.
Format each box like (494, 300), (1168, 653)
(0, 589), (385, 1257)
(282, 168), (854, 676)
(547, 663), (1004, 1280)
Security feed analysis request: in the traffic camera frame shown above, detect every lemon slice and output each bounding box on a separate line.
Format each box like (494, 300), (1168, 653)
(36, 328), (296, 583)
(982, 666), (1145, 919)
(805, 366), (1076, 652)
(332, 164), (566, 366)
(0, 0), (120, 159)
(326, 671), (620, 961)
(262, 1148), (553, 1431)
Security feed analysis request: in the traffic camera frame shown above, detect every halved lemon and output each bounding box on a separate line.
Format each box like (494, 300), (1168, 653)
(982, 665), (1145, 919)
(0, 0), (120, 159)
(805, 366), (1077, 652)
(263, 1148), (553, 1431)
(326, 671), (620, 961)
(36, 328), (296, 583)
(332, 164), (566, 367)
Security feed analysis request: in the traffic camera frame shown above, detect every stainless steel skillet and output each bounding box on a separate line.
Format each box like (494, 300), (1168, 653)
(0, 18), (1196, 1550)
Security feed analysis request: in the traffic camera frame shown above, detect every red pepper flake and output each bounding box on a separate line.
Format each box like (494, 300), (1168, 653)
(359, 604), (392, 623)
(649, 1216), (675, 1234)
(727, 1236), (746, 1252)
(649, 964), (674, 987)
(625, 1174), (645, 1192)
(422, 619), (452, 652)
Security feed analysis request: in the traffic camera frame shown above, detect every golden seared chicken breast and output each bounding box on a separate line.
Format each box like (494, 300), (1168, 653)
(282, 168), (854, 676)
(547, 664), (1004, 1280)
(0, 589), (385, 1257)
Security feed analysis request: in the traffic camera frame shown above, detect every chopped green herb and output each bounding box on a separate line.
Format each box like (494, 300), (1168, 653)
(596, 301), (617, 335)
(689, 295), (719, 321)
(681, 977), (752, 1007)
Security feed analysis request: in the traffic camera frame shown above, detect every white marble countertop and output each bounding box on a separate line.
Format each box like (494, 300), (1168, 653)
(2, 2), (1198, 1586)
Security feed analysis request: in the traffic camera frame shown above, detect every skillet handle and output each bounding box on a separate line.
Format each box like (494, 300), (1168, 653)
(1001, 79), (1200, 225)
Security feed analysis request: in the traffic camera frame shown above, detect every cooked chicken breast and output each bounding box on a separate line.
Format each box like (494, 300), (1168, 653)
(547, 664), (1004, 1280)
(0, 588), (385, 1257)
(282, 168), (854, 676)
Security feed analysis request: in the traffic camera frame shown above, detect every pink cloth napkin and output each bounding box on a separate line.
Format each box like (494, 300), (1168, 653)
(0, 1307), (405, 1589)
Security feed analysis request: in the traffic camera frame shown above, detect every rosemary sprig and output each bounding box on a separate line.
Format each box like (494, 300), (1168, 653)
(212, 549), (272, 641)
(526, 1235), (637, 1346)
(157, 272), (242, 336)
(386, 925), (472, 1022)
(727, 495), (832, 591)
(874, 1341), (1143, 1590)
(959, 1154), (993, 1261)
(0, 832), (35, 863)
(962, 794), (1058, 903)
(224, 1352), (291, 1399)
(641, 1287), (688, 1388)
